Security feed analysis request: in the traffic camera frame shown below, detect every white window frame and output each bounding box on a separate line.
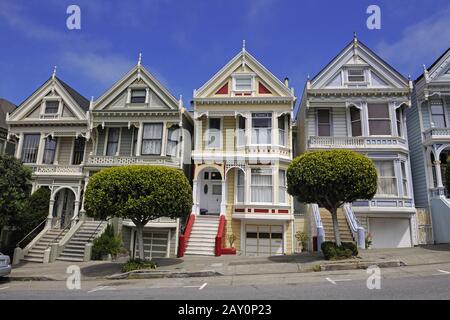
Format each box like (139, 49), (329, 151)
(250, 168), (273, 204)
(401, 161), (409, 197)
(346, 68), (366, 83)
(429, 99), (447, 128)
(104, 127), (122, 156)
(232, 73), (254, 95)
(40, 98), (62, 119)
(141, 122), (164, 156)
(166, 125), (180, 157)
(373, 159), (398, 197)
(278, 169), (287, 204)
(367, 103), (392, 136)
(316, 108), (332, 137)
(206, 117), (222, 149)
(251, 112), (272, 146)
(235, 169), (245, 204)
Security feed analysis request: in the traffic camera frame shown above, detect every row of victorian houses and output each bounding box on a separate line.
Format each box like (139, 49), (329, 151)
(1, 36), (450, 263)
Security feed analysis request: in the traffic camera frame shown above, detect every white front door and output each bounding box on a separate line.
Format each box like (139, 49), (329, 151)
(200, 170), (222, 214)
(245, 224), (283, 256)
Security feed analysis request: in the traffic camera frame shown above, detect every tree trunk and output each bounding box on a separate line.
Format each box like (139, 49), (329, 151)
(135, 222), (145, 261)
(330, 207), (342, 246)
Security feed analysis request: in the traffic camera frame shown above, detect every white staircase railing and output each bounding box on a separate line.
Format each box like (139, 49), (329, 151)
(311, 204), (325, 251)
(343, 203), (365, 249)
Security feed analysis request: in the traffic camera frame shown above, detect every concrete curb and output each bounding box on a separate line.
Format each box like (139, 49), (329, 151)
(6, 276), (58, 281)
(106, 269), (223, 280)
(320, 259), (404, 271)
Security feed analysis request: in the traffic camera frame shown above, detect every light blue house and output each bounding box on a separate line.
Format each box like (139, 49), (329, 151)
(407, 48), (450, 244)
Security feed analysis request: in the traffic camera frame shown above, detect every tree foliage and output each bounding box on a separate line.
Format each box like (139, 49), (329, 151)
(287, 150), (377, 245)
(84, 165), (192, 259)
(0, 154), (32, 228)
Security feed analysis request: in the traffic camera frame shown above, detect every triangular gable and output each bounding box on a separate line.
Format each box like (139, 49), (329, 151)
(8, 77), (88, 121)
(427, 48), (450, 83)
(93, 64), (179, 111)
(311, 39), (409, 90)
(194, 49), (294, 99)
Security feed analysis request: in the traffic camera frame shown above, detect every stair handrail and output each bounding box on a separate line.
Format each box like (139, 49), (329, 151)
(16, 218), (47, 248)
(87, 219), (109, 243)
(45, 221), (72, 250)
(178, 214), (195, 257)
(343, 203), (365, 249)
(312, 203), (325, 251)
(215, 215), (226, 256)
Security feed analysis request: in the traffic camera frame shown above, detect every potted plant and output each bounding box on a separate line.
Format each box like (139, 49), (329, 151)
(221, 234), (237, 255)
(365, 232), (373, 249)
(295, 231), (309, 252)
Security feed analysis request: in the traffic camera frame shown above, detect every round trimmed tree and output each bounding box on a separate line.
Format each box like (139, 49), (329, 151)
(287, 150), (377, 246)
(84, 165), (192, 260)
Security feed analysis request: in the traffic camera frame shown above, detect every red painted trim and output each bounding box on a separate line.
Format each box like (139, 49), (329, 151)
(178, 214), (196, 257)
(254, 209), (269, 213)
(258, 82), (272, 94)
(278, 209), (289, 213)
(221, 247), (236, 255)
(215, 83), (228, 95)
(234, 208), (245, 212)
(215, 215), (226, 256)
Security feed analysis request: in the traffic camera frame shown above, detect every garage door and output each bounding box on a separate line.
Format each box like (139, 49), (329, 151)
(369, 218), (411, 248)
(134, 230), (169, 259)
(245, 225), (283, 256)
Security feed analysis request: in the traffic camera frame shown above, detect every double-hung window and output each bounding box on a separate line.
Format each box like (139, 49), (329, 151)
(252, 113), (272, 145)
(142, 123), (163, 155)
(166, 126), (179, 157)
(236, 169), (245, 203)
(430, 100), (446, 128)
(207, 118), (221, 148)
(401, 161), (408, 197)
(21, 134), (40, 163)
(237, 116), (246, 147)
(278, 115), (286, 145)
(279, 170), (287, 204)
(72, 138), (85, 165)
(130, 89), (146, 103)
(105, 128), (120, 156)
(251, 168), (272, 203)
(234, 76), (252, 92)
(350, 107), (362, 136)
(42, 136), (57, 164)
(317, 109), (331, 136)
(368, 103), (391, 135)
(347, 69), (365, 83)
(373, 160), (397, 196)
(45, 101), (59, 114)
(396, 108), (403, 137)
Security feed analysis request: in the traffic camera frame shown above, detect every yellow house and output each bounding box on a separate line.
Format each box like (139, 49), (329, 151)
(184, 43), (297, 256)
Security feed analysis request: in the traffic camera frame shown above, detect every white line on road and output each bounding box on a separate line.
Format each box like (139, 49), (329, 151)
(199, 282), (207, 290)
(0, 286), (9, 290)
(326, 277), (352, 285)
(87, 286), (116, 293)
(432, 269), (450, 276)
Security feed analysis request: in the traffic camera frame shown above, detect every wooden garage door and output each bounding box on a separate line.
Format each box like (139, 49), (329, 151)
(245, 225), (283, 256)
(134, 231), (169, 259)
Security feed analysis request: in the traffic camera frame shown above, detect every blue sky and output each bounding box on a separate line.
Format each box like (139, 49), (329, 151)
(1, 0), (449, 109)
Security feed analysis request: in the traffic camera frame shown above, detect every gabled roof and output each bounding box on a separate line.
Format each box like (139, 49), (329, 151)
(310, 38), (409, 89)
(0, 98), (16, 129)
(415, 47), (450, 82)
(57, 77), (90, 111)
(194, 48), (294, 99)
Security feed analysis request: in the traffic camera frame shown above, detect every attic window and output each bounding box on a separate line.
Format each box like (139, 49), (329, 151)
(347, 69), (365, 82)
(45, 101), (59, 114)
(234, 76), (252, 92)
(130, 89), (146, 103)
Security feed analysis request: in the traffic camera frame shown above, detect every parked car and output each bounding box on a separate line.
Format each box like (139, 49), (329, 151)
(0, 252), (11, 277)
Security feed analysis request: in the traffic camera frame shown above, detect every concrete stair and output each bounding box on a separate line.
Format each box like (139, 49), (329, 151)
(56, 220), (107, 262)
(185, 215), (219, 256)
(319, 208), (355, 243)
(22, 229), (68, 263)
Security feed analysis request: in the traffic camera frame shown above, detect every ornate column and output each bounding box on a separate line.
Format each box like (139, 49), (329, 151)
(220, 179), (227, 216)
(192, 180), (199, 215)
(135, 121), (143, 156)
(434, 160), (444, 188)
(36, 133), (46, 165)
(15, 133), (24, 159)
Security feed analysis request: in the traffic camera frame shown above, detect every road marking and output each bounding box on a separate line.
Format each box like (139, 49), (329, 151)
(87, 286), (116, 293)
(0, 286), (9, 290)
(432, 269), (450, 276)
(199, 282), (207, 290)
(326, 277), (352, 285)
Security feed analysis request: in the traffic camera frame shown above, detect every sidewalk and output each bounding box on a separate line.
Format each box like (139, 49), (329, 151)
(7, 244), (450, 281)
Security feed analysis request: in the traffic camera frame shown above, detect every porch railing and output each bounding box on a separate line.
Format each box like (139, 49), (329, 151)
(87, 155), (180, 166)
(178, 214), (196, 258)
(308, 136), (407, 149)
(423, 128), (450, 141)
(311, 204), (324, 251)
(30, 164), (83, 175)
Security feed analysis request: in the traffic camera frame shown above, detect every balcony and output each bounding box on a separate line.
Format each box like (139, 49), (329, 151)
(308, 136), (408, 151)
(27, 164), (84, 176)
(86, 155), (180, 167)
(422, 128), (450, 145)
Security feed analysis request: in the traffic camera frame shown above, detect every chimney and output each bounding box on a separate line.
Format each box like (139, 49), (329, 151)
(284, 77), (289, 87)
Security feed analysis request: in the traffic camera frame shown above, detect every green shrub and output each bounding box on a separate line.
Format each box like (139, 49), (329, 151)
(321, 241), (357, 260)
(122, 258), (157, 273)
(91, 224), (122, 260)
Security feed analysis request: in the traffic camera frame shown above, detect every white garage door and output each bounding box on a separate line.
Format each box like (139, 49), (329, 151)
(369, 218), (412, 248)
(134, 230), (169, 259)
(245, 225), (283, 256)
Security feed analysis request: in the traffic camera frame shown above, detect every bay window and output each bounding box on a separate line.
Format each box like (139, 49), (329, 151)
(430, 100), (446, 128)
(42, 136), (57, 164)
(72, 137), (85, 165)
(317, 109), (331, 136)
(207, 118), (221, 148)
(106, 128), (120, 156)
(236, 169), (245, 203)
(251, 168), (272, 203)
(278, 115), (286, 145)
(350, 107), (362, 136)
(252, 113), (272, 144)
(166, 126), (179, 157)
(142, 123), (163, 155)
(237, 116), (245, 147)
(368, 103), (391, 135)
(373, 160), (397, 196)
(396, 108), (403, 137)
(279, 170), (286, 204)
(21, 134), (40, 163)
(401, 161), (408, 197)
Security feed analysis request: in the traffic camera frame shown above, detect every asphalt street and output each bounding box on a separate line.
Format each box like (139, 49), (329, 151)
(1, 262), (450, 300)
